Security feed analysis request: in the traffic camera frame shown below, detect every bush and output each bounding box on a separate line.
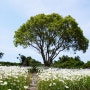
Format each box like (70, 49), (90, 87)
(28, 66), (38, 73)
(83, 61), (90, 68)
(52, 55), (84, 68)
(17, 54), (42, 66)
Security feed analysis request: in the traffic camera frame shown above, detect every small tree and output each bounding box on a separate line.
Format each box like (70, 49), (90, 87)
(17, 54), (42, 67)
(17, 54), (29, 66)
(0, 52), (4, 58)
(14, 13), (89, 67)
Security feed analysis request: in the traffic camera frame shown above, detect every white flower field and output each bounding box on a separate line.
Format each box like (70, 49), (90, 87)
(37, 68), (90, 90)
(0, 66), (30, 90)
(0, 66), (90, 90)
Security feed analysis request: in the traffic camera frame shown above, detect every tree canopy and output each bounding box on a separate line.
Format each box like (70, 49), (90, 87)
(14, 13), (89, 66)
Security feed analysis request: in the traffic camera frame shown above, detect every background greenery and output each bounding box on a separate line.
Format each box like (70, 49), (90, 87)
(0, 54), (90, 68)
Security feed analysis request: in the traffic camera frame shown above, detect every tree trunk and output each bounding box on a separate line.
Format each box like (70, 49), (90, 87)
(41, 48), (53, 67)
(44, 60), (52, 67)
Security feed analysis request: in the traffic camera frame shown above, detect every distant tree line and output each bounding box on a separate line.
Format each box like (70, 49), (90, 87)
(0, 61), (20, 66)
(52, 55), (90, 68)
(0, 53), (90, 68)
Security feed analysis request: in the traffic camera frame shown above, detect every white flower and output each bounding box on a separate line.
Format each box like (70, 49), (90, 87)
(4, 81), (7, 85)
(49, 82), (56, 86)
(49, 83), (52, 86)
(0, 80), (3, 83)
(24, 86), (28, 89)
(1, 81), (7, 85)
(65, 85), (69, 88)
(53, 82), (56, 85)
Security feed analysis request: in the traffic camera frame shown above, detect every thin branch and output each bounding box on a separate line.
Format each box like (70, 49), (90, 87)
(30, 44), (40, 52)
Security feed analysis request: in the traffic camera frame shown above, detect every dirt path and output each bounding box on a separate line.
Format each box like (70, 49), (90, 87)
(27, 73), (38, 90)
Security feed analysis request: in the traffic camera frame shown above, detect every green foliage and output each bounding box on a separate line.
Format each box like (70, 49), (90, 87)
(53, 55), (84, 68)
(84, 61), (90, 68)
(17, 54), (42, 66)
(28, 66), (39, 73)
(14, 13), (89, 67)
(0, 61), (20, 66)
(17, 54), (29, 66)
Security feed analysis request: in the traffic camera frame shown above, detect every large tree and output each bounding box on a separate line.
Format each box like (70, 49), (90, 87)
(14, 13), (89, 67)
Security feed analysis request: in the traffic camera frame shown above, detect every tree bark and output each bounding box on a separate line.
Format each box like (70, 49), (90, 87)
(44, 60), (52, 67)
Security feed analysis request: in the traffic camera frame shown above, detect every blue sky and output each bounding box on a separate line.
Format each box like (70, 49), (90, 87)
(0, 0), (90, 63)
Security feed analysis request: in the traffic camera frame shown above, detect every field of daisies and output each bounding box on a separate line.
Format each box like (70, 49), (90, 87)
(37, 68), (90, 90)
(0, 66), (90, 90)
(0, 66), (30, 90)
